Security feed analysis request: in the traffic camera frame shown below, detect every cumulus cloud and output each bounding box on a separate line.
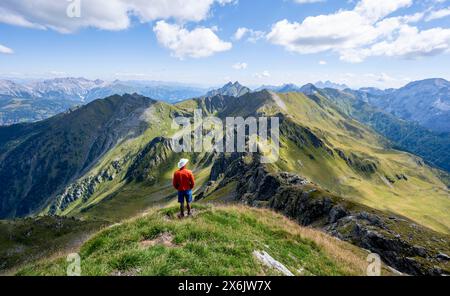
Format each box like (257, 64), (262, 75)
(0, 44), (13, 54)
(267, 0), (450, 62)
(0, 0), (228, 33)
(232, 62), (248, 70)
(233, 27), (265, 42)
(153, 21), (232, 59)
(426, 7), (450, 21)
(319, 60), (327, 65)
(353, 0), (412, 22)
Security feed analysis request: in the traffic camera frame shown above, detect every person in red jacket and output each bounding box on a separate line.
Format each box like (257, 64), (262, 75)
(173, 158), (195, 217)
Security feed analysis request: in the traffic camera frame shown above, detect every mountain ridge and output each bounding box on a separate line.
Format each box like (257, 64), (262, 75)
(0, 78), (208, 126)
(0, 89), (449, 275)
(363, 78), (450, 133)
(0, 93), (158, 218)
(206, 81), (251, 97)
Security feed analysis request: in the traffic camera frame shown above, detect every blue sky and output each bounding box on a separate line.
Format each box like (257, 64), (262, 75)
(0, 0), (450, 88)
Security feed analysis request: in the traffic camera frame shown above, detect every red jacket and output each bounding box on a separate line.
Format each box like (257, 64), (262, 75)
(173, 168), (195, 191)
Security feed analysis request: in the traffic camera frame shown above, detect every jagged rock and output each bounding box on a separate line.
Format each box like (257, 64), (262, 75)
(356, 212), (385, 228)
(329, 206), (348, 223)
(413, 245), (428, 258)
(50, 156), (128, 213)
(279, 172), (308, 185)
(437, 253), (450, 261)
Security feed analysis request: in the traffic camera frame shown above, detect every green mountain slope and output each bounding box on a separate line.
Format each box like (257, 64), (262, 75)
(29, 90), (449, 234)
(0, 94), (158, 218)
(319, 87), (450, 174)
(16, 204), (391, 276)
(1, 90), (449, 275)
(177, 90), (449, 233)
(270, 91), (449, 234)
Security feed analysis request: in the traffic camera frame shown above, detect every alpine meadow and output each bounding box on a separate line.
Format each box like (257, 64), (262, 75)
(0, 0), (449, 283)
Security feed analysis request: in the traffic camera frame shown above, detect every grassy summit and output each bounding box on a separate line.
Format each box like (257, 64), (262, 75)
(16, 204), (390, 276)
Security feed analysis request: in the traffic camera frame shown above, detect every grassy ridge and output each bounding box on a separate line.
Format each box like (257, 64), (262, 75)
(17, 204), (392, 276)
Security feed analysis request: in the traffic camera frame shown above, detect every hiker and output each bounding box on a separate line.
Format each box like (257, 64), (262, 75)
(173, 158), (195, 217)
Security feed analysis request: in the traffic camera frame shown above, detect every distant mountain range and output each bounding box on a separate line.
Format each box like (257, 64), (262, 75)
(314, 80), (349, 90)
(1, 77), (450, 135)
(358, 78), (450, 133)
(256, 81), (349, 92)
(206, 81), (251, 97)
(256, 79), (450, 134)
(0, 78), (208, 125)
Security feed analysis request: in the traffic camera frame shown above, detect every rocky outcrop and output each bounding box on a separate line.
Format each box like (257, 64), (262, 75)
(200, 153), (450, 276)
(49, 159), (127, 214)
(334, 148), (378, 175)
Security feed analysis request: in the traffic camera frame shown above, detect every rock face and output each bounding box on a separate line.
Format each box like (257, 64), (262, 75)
(49, 159), (127, 214)
(199, 153), (450, 276)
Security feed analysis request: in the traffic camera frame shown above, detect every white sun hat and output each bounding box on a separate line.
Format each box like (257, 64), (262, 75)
(177, 158), (189, 169)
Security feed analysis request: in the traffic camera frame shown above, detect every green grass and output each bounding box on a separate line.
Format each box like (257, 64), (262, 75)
(16, 204), (390, 276)
(0, 216), (106, 274)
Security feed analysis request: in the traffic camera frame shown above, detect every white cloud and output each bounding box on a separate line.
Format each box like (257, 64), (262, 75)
(319, 60), (327, 65)
(0, 44), (13, 54)
(233, 27), (265, 42)
(294, 0), (325, 3)
(353, 0), (412, 22)
(0, 0), (230, 33)
(232, 62), (248, 70)
(233, 27), (248, 40)
(267, 0), (450, 62)
(254, 70), (271, 78)
(153, 21), (232, 59)
(367, 26), (450, 59)
(217, 0), (238, 5)
(426, 7), (450, 21)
